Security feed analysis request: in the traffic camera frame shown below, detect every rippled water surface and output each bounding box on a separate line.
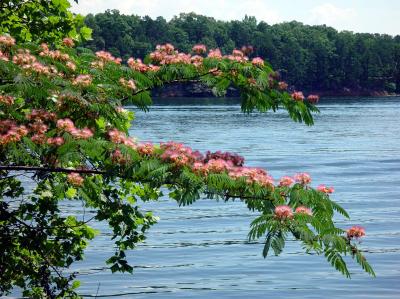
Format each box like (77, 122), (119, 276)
(74, 97), (399, 298)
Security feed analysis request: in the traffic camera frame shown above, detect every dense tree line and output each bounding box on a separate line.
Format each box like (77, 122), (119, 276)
(83, 10), (400, 94)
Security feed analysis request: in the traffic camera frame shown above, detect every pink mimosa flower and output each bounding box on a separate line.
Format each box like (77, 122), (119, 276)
(291, 91), (305, 101)
(0, 95), (14, 105)
(71, 127), (93, 139)
(252, 57), (264, 67)
(279, 176), (295, 187)
(192, 44), (207, 54)
(31, 134), (47, 144)
(294, 173), (311, 185)
(232, 49), (244, 57)
(30, 121), (48, 134)
(137, 143), (154, 155)
(0, 35), (15, 47)
(307, 94), (320, 104)
(111, 149), (129, 164)
(67, 172), (84, 187)
(66, 61), (76, 71)
(108, 129), (126, 144)
(275, 205), (293, 219)
(119, 78), (137, 90)
(57, 118), (75, 132)
(127, 58), (149, 72)
(63, 38), (75, 47)
(346, 226), (366, 240)
(0, 51), (9, 61)
(204, 159), (231, 173)
(317, 184), (335, 194)
(47, 137), (64, 146)
(12, 49), (37, 66)
(208, 49), (222, 59)
(27, 109), (56, 121)
(72, 74), (92, 87)
(278, 81), (288, 90)
(295, 206), (313, 216)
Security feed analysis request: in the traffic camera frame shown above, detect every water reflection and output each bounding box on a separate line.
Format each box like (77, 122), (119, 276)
(72, 97), (400, 298)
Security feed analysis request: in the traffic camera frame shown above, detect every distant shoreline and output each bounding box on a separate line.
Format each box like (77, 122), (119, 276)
(306, 90), (399, 97)
(152, 82), (399, 98)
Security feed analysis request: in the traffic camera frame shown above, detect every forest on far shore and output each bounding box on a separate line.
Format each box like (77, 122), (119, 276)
(83, 10), (400, 95)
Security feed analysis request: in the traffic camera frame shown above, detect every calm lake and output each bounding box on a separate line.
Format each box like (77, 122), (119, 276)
(72, 97), (400, 298)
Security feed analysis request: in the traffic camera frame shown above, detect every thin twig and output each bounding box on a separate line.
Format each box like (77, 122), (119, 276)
(0, 165), (106, 175)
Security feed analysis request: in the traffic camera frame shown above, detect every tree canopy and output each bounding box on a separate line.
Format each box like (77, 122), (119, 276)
(0, 0), (92, 44)
(83, 10), (400, 94)
(0, 2), (375, 298)
(0, 35), (374, 298)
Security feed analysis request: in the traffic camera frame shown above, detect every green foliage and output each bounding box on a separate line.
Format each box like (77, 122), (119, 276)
(0, 34), (374, 298)
(84, 11), (400, 93)
(0, 0), (92, 44)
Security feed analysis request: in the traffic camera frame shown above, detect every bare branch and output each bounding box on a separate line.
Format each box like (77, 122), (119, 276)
(0, 165), (106, 175)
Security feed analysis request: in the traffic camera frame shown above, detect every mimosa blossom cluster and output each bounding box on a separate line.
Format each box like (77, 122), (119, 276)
(1, 36), (319, 109)
(346, 226), (366, 240)
(191, 55), (203, 67)
(252, 57), (264, 67)
(127, 58), (160, 72)
(317, 184), (335, 194)
(226, 49), (249, 63)
(25, 114), (63, 145)
(146, 43), (256, 66)
(95, 51), (122, 64)
(241, 45), (254, 56)
(56, 118), (93, 139)
(208, 48), (223, 59)
(72, 74), (92, 87)
(228, 167), (274, 187)
(62, 38), (75, 47)
(275, 205), (313, 219)
(108, 129), (137, 149)
(291, 91), (320, 103)
(158, 142), (274, 187)
(67, 172), (84, 187)
(192, 44), (207, 54)
(66, 61), (76, 71)
(119, 78), (137, 90)
(278, 81), (288, 90)
(0, 120), (28, 145)
(29, 121), (48, 135)
(204, 150), (244, 166)
(39, 44), (70, 61)
(274, 205), (294, 219)
(27, 109), (56, 122)
(307, 95), (320, 104)
(2, 36), (76, 77)
(160, 142), (201, 166)
(294, 172), (312, 185)
(107, 138), (333, 193)
(0, 51), (9, 61)
(12, 49), (58, 76)
(291, 91), (305, 101)
(279, 176), (295, 187)
(0, 95), (14, 105)
(148, 44), (192, 65)
(46, 137), (64, 146)
(295, 206), (313, 216)
(137, 143), (155, 155)
(111, 149), (129, 164)
(12, 49), (37, 66)
(1, 108), (93, 146)
(0, 35), (15, 47)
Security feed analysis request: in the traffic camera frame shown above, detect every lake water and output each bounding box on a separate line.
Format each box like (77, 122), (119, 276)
(68, 97), (399, 298)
